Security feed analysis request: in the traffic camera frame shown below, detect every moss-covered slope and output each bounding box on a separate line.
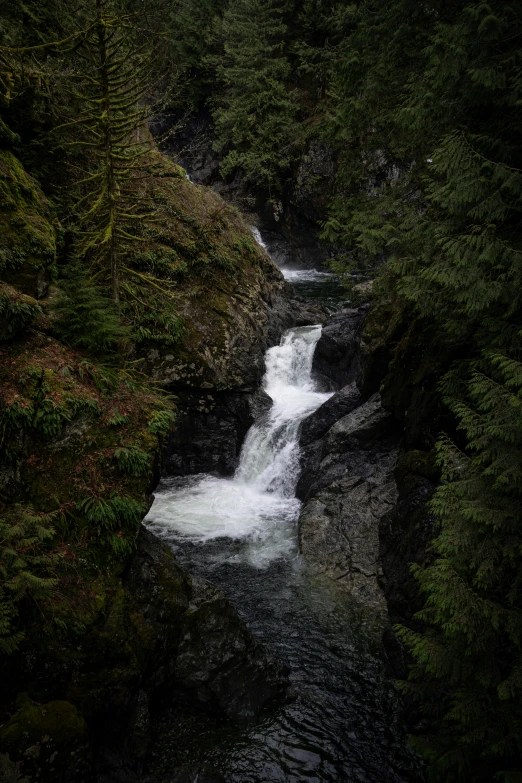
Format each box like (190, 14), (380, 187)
(0, 150), (57, 300)
(0, 148), (287, 780)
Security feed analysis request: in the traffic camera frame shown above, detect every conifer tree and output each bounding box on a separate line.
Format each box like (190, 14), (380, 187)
(210, 0), (298, 196)
(65, 0), (156, 304)
(0, 509), (59, 655)
(397, 355), (522, 780)
(390, 1), (522, 355)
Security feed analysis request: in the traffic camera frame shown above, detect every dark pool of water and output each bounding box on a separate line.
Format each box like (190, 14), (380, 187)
(147, 539), (423, 783)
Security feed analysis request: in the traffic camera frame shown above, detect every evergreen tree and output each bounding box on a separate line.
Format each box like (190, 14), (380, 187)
(0, 508), (59, 655)
(390, 1), (522, 355)
(54, 264), (129, 358)
(64, 0), (157, 304)
(210, 0), (298, 196)
(397, 356), (522, 781)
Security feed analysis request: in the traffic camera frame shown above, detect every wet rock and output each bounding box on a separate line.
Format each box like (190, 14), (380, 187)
(297, 394), (399, 501)
(299, 470), (397, 612)
(167, 767), (226, 783)
(379, 451), (439, 633)
(298, 396), (400, 610)
(0, 752), (28, 783)
(300, 383), (362, 447)
(248, 388), (273, 422)
(1, 529), (286, 781)
(175, 578), (287, 720)
(162, 392), (254, 476)
(312, 306), (368, 390)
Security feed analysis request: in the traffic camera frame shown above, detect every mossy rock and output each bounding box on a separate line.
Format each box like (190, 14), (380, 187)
(117, 153), (285, 391)
(0, 151), (57, 299)
(0, 283), (41, 342)
(0, 698), (90, 783)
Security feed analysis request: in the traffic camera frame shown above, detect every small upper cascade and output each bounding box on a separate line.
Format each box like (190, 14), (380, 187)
(251, 225), (269, 253)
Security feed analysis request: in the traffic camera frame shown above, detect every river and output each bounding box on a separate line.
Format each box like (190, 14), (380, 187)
(143, 230), (423, 782)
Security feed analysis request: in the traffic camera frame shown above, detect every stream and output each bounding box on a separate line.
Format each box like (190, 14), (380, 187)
(143, 231), (422, 782)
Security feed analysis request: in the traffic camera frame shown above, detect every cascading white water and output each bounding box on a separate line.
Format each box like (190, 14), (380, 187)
(145, 325), (332, 566)
(251, 225), (335, 284)
(251, 225), (268, 253)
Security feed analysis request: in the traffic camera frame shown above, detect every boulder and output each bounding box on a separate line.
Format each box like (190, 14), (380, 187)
(175, 579), (286, 719)
(300, 383), (362, 447)
(297, 394), (399, 502)
(298, 396), (400, 611)
(312, 306), (368, 390)
(0, 698), (90, 783)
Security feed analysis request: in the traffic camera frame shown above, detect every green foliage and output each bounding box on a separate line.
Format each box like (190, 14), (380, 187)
(60, 0), (160, 304)
(397, 356), (522, 780)
(145, 0), (227, 109)
(0, 283), (41, 340)
(130, 301), (184, 347)
(0, 367), (100, 456)
(317, 2), (522, 779)
(108, 408), (129, 427)
(113, 446), (150, 476)
(209, 0), (299, 195)
(0, 508), (59, 655)
(54, 266), (129, 358)
(147, 408), (176, 436)
(76, 493), (146, 556)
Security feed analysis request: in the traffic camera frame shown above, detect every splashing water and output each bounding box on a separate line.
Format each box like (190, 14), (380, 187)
(145, 326), (331, 566)
(251, 225), (269, 253)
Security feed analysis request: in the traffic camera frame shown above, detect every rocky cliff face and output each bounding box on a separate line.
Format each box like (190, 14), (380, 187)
(298, 391), (400, 612)
(296, 300), (440, 631)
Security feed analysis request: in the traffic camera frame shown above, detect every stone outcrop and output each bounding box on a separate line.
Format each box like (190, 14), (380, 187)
(300, 382), (362, 447)
(162, 387), (274, 478)
(154, 112), (337, 272)
(312, 306), (368, 390)
(298, 394), (400, 611)
(298, 301), (444, 684)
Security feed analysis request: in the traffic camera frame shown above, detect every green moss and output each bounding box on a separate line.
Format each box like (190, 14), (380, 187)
(0, 151), (57, 298)
(0, 699), (90, 783)
(0, 282), (41, 341)
(0, 699), (87, 749)
(115, 153), (276, 360)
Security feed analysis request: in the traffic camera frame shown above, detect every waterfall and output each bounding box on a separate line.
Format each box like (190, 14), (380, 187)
(251, 225), (268, 253)
(250, 225), (335, 284)
(145, 326), (332, 565)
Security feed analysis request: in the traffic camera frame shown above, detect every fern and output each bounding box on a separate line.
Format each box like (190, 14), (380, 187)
(0, 508), (60, 656)
(76, 493), (146, 555)
(147, 408), (176, 436)
(54, 265), (129, 359)
(113, 447), (150, 476)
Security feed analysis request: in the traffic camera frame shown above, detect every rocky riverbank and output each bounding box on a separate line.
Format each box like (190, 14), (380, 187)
(294, 301), (441, 680)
